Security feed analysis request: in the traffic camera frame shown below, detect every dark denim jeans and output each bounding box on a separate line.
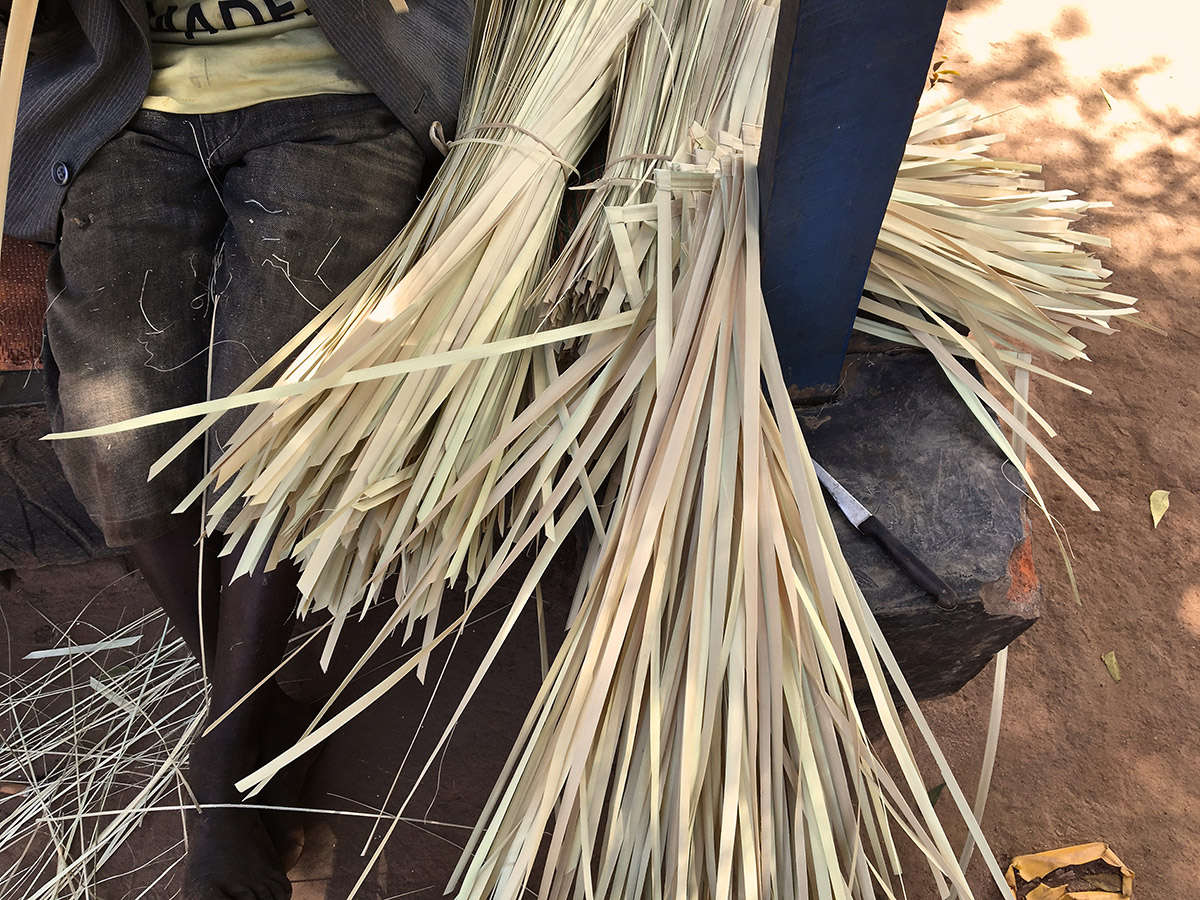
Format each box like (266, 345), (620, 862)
(44, 93), (425, 546)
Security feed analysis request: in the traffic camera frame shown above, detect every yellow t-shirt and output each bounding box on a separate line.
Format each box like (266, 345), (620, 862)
(142, 0), (373, 114)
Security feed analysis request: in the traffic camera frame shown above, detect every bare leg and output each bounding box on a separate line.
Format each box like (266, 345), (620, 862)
(128, 506), (219, 664)
(181, 538), (302, 900)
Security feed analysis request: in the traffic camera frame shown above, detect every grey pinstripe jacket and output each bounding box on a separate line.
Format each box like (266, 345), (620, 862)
(0, 0), (473, 243)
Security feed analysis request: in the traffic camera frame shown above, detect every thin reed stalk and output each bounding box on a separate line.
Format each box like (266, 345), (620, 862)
(0, 612), (203, 900)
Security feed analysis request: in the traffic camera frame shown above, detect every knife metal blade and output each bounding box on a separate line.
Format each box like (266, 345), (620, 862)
(812, 461), (870, 527)
(812, 461), (958, 610)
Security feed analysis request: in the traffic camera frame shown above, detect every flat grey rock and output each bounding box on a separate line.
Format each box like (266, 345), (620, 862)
(798, 347), (1039, 702)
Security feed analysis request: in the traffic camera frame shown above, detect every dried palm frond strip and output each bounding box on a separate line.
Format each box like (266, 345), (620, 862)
(0, 0), (38, 267)
(862, 99), (1140, 510)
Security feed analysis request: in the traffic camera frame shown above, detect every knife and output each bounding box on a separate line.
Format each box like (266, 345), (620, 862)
(812, 461), (958, 610)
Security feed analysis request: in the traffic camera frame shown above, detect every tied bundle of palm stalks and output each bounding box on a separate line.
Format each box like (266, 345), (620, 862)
(207, 4), (1008, 896)
(0, 611), (203, 900)
(438, 136), (1010, 900)
(127, 0), (653, 667)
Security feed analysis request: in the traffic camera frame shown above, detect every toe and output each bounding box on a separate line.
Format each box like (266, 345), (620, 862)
(266, 875), (292, 900)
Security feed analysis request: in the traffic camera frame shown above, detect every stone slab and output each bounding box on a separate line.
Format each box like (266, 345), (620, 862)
(798, 346), (1039, 702)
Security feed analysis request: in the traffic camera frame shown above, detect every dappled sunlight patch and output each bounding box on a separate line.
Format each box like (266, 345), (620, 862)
(1178, 586), (1200, 639)
(949, 1), (1200, 118)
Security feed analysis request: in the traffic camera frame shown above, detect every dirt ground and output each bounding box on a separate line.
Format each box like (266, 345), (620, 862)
(918, 1), (1200, 897)
(2, 1), (1197, 898)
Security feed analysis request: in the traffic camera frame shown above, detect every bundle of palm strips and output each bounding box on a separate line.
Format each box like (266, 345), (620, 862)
(222, 5), (1017, 897)
(863, 99), (1139, 512)
(444, 136), (1012, 900)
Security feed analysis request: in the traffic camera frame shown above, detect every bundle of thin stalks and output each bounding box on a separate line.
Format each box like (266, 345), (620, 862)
(0, 610), (203, 899)
(225, 8), (1010, 896)
(861, 98), (1140, 512)
(126, 0), (657, 671)
(443, 136), (1016, 900)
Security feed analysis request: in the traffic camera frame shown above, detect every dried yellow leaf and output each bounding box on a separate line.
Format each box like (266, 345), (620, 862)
(1006, 841), (1134, 899)
(1102, 650), (1121, 683)
(1151, 489), (1170, 528)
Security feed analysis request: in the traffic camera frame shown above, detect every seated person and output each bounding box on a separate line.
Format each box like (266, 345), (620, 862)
(1, 0), (471, 896)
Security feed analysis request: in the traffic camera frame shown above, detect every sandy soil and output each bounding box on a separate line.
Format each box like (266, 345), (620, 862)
(3, 1), (1197, 898)
(916, 2), (1200, 897)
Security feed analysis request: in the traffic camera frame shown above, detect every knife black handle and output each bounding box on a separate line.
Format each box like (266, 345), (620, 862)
(858, 516), (958, 609)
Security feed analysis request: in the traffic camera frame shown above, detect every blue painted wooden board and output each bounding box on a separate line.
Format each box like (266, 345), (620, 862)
(760, 0), (949, 394)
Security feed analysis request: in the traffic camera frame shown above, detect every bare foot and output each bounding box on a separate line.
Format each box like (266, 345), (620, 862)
(256, 688), (319, 871)
(184, 807), (292, 900)
(184, 709), (294, 899)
